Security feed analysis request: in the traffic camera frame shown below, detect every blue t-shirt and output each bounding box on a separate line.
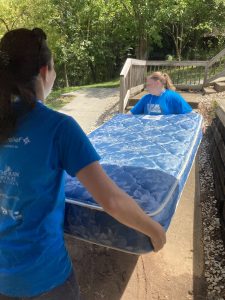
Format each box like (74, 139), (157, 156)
(0, 101), (100, 297)
(131, 90), (192, 115)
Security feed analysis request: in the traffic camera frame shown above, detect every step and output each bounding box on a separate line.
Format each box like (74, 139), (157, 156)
(129, 91), (148, 101)
(202, 86), (217, 95)
(128, 91), (200, 110)
(214, 82), (225, 93)
(129, 90), (148, 107)
(212, 76), (225, 83)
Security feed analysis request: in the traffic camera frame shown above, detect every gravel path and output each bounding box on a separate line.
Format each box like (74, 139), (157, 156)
(198, 92), (225, 300)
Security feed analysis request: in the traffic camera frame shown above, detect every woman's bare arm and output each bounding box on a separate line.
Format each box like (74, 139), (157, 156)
(76, 162), (166, 252)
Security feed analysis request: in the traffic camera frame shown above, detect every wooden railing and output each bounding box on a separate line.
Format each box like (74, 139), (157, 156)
(120, 49), (225, 113)
(119, 59), (147, 113)
(204, 48), (225, 86)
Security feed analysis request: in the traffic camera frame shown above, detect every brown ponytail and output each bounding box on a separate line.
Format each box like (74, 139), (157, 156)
(0, 28), (52, 144)
(148, 72), (176, 91)
(162, 73), (176, 91)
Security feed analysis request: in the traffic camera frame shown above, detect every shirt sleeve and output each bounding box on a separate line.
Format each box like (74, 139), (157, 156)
(171, 92), (192, 114)
(56, 116), (101, 177)
(130, 96), (146, 114)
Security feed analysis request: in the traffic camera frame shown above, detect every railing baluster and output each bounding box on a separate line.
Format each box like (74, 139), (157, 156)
(198, 67), (202, 83)
(190, 66), (192, 85)
(176, 66), (180, 85)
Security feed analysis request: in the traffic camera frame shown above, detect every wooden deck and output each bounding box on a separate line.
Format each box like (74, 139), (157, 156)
(120, 49), (225, 112)
(127, 90), (202, 110)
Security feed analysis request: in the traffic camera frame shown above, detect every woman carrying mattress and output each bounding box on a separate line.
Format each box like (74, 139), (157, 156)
(131, 72), (192, 115)
(0, 28), (166, 299)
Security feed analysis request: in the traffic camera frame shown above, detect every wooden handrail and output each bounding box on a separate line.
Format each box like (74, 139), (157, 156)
(120, 58), (132, 77)
(146, 60), (207, 67)
(120, 60), (147, 112)
(207, 48), (225, 68)
(204, 48), (225, 85)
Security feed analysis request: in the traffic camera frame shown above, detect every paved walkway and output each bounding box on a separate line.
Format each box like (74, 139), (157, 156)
(61, 88), (205, 300)
(59, 87), (119, 133)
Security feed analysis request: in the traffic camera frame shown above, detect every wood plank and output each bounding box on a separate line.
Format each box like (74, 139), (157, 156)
(205, 69), (225, 85)
(212, 146), (225, 196)
(146, 61), (207, 67)
(130, 84), (145, 96)
(214, 82), (225, 92)
(119, 75), (125, 113)
(129, 90), (148, 100)
(119, 90), (130, 114)
(211, 123), (225, 166)
(216, 117), (225, 141)
(175, 84), (203, 90)
(202, 87), (217, 94)
(216, 103), (225, 128)
(212, 161), (225, 202)
(120, 58), (132, 77)
(131, 59), (148, 66)
(207, 48), (225, 67)
(128, 90), (200, 109)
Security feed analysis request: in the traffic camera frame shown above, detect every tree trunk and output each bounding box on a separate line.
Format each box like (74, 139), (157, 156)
(171, 24), (182, 61)
(135, 35), (148, 59)
(63, 62), (69, 87)
(89, 61), (97, 83)
(175, 40), (182, 61)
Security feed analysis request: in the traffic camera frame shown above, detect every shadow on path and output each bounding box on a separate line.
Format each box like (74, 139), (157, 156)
(193, 151), (207, 299)
(66, 238), (138, 300)
(75, 87), (119, 100)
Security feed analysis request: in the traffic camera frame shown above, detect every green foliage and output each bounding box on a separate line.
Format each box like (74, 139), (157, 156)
(156, 0), (225, 60)
(0, 0), (225, 86)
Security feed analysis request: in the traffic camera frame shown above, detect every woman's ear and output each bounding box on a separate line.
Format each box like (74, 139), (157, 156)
(39, 65), (48, 81)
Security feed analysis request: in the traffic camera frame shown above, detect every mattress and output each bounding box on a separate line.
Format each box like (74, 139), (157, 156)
(64, 113), (203, 254)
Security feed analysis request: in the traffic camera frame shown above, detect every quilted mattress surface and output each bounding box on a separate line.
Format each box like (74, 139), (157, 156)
(64, 113), (202, 254)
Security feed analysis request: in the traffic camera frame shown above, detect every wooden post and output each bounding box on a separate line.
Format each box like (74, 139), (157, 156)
(203, 65), (209, 87)
(119, 75), (125, 113)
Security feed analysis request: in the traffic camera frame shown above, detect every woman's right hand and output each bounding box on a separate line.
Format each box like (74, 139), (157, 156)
(148, 220), (166, 252)
(77, 162), (167, 253)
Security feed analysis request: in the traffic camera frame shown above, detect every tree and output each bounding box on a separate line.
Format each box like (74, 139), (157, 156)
(120, 0), (161, 59)
(157, 0), (225, 60)
(0, 0), (31, 34)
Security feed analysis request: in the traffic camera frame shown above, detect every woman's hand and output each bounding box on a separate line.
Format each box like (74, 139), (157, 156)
(147, 220), (166, 252)
(77, 162), (167, 252)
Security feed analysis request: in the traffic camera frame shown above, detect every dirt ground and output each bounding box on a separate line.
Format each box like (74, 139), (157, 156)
(61, 88), (209, 300)
(65, 160), (206, 300)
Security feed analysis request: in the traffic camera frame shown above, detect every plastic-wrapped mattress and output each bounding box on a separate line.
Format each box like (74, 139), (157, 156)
(64, 113), (202, 254)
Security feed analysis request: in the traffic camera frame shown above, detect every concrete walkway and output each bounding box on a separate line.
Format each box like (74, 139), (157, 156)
(59, 87), (119, 133)
(62, 88), (205, 300)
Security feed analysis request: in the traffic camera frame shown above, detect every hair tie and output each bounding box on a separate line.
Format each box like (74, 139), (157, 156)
(32, 28), (47, 42)
(0, 50), (10, 68)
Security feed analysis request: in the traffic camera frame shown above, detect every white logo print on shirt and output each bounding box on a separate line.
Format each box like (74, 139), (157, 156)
(4, 136), (31, 148)
(0, 166), (20, 186)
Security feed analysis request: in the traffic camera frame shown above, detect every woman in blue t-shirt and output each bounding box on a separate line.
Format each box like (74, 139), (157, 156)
(131, 72), (192, 115)
(0, 29), (166, 299)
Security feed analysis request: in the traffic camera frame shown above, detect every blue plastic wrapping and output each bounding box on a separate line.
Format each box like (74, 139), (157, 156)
(64, 113), (202, 254)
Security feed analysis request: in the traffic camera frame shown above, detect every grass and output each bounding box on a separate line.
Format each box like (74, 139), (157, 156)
(46, 78), (120, 110)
